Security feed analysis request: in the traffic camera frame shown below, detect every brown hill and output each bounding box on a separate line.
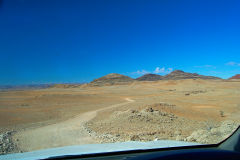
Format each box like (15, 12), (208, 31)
(90, 73), (134, 86)
(136, 74), (163, 81)
(163, 70), (221, 80)
(229, 74), (240, 79)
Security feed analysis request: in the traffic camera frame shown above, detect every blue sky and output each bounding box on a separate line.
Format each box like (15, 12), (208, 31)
(0, 0), (240, 85)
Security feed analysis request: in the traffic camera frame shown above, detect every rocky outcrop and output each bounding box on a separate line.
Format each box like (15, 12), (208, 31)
(85, 103), (201, 143)
(184, 120), (238, 144)
(0, 131), (19, 155)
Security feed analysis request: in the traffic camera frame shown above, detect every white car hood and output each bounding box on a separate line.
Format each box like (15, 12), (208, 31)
(0, 140), (201, 160)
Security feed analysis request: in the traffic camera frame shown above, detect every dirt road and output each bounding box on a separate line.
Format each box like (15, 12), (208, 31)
(13, 98), (135, 152)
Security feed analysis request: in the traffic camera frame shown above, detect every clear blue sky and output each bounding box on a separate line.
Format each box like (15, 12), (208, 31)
(0, 0), (240, 85)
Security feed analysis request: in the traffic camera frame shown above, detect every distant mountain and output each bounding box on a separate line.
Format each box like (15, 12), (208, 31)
(136, 74), (163, 81)
(51, 83), (85, 88)
(229, 74), (240, 79)
(163, 70), (221, 80)
(90, 73), (134, 86)
(0, 84), (52, 90)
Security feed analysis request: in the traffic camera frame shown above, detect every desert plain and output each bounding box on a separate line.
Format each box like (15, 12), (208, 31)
(0, 79), (240, 154)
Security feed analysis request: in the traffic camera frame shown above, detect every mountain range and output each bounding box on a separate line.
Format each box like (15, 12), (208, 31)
(0, 84), (53, 90)
(7, 71), (238, 89)
(90, 70), (222, 86)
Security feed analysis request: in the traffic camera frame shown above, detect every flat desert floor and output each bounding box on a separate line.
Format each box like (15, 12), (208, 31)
(0, 79), (240, 153)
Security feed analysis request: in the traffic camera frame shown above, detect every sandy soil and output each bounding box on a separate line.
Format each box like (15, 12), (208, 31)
(13, 98), (135, 152)
(0, 79), (240, 153)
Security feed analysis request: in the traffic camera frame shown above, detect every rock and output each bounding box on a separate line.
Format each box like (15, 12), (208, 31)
(130, 109), (138, 113)
(210, 128), (219, 135)
(176, 135), (183, 141)
(186, 129), (209, 142)
(219, 120), (237, 135)
(185, 120), (239, 144)
(174, 130), (182, 136)
(145, 107), (154, 112)
(130, 135), (141, 141)
(0, 131), (18, 155)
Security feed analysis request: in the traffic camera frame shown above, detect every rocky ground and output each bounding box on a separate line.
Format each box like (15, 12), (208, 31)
(185, 120), (238, 144)
(0, 79), (240, 154)
(0, 131), (21, 155)
(85, 103), (239, 144)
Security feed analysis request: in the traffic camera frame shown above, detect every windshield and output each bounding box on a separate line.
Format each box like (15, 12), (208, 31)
(0, 0), (240, 156)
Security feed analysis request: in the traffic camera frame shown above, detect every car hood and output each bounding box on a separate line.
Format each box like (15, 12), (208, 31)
(0, 140), (201, 160)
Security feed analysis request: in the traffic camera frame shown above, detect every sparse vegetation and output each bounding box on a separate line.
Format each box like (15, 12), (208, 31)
(185, 90), (207, 96)
(220, 110), (225, 117)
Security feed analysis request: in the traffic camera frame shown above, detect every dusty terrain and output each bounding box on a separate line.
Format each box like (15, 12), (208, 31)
(0, 79), (240, 154)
